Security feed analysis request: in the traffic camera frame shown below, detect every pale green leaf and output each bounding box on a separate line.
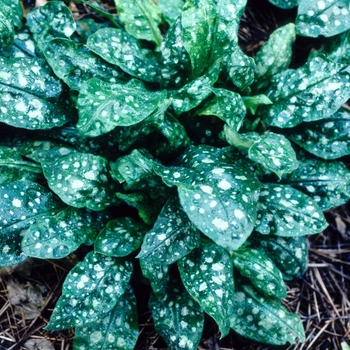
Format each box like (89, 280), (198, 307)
(243, 95), (273, 115)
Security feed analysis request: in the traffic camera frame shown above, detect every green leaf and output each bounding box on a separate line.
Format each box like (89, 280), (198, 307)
(157, 0), (184, 26)
(77, 78), (167, 137)
(233, 248), (286, 299)
(243, 95), (272, 115)
(44, 38), (128, 91)
(47, 252), (133, 330)
(95, 217), (148, 257)
(178, 240), (235, 337)
(86, 28), (160, 82)
(149, 283), (204, 350)
(258, 56), (350, 128)
(114, 0), (163, 46)
(0, 0), (23, 47)
(248, 133), (299, 178)
(73, 285), (139, 350)
(230, 284), (305, 345)
(279, 153), (350, 210)
(0, 181), (63, 267)
(137, 195), (201, 264)
(75, 18), (110, 42)
(1, 27), (37, 58)
(256, 183), (328, 236)
(296, 0), (350, 38)
(42, 151), (118, 211)
(285, 108), (350, 159)
(22, 207), (108, 259)
(155, 145), (261, 252)
(0, 56), (70, 130)
(268, 0), (299, 9)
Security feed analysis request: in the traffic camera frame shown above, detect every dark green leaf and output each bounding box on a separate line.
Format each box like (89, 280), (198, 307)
(47, 252), (133, 330)
(0, 0), (23, 47)
(268, 0), (299, 9)
(75, 18), (110, 42)
(178, 240), (235, 337)
(157, 0), (184, 26)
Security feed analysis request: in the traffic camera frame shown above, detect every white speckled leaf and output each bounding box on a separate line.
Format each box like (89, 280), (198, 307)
(157, 0), (184, 26)
(115, 0), (162, 46)
(0, 0), (23, 47)
(42, 152), (118, 211)
(44, 38), (128, 91)
(248, 133), (298, 178)
(268, 0), (299, 9)
(279, 155), (350, 210)
(86, 28), (160, 82)
(178, 240), (235, 337)
(296, 0), (350, 38)
(230, 284), (305, 345)
(22, 207), (107, 259)
(232, 248), (286, 299)
(285, 108), (350, 159)
(137, 195), (201, 264)
(0, 56), (69, 130)
(155, 145), (261, 252)
(258, 56), (350, 128)
(149, 283), (204, 350)
(256, 183), (327, 236)
(46, 252), (133, 330)
(0, 181), (63, 267)
(73, 285), (139, 350)
(77, 78), (167, 137)
(95, 217), (148, 257)
(1, 27), (37, 58)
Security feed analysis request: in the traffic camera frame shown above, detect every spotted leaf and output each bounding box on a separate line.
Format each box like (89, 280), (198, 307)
(268, 0), (299, 9)
(232, 248), (286, 299)
(296, 0), (350, 38)
(178, 240), (235, 337)
(42, 151), (118, 211)
(0, 0), (23, 47)
(95, 217), (148, 257)
(258, 56), (350, 128)
(285, 108), (350, 159)
(73, 285), (139, 350)
(0, 56), (69, 130)
(137, 195), (201, 264)
(22, 207), (108, 259)
(86, 28), (160, 82)
(248, 133), (298, 178)
(46, 252), (133, 330)
(0, 181), (63, 267)
(149, 283), (204, 350)
(157, 0), (184, 26)
(230, 284), (305, 345)
(77, 78), (167, 138)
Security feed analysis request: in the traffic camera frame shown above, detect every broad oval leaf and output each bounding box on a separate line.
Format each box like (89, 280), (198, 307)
(46, 252), (133, 330)
(232, 248), (286, 299)
(230, 284), (305, 345)
(42, 151), (118, 211)
(178, 240), (235, 337)
(73, 285), (139, 350)
(258, 56), (350, 128)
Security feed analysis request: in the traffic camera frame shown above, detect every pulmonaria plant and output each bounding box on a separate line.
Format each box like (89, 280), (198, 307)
(1, 0), (350, 348)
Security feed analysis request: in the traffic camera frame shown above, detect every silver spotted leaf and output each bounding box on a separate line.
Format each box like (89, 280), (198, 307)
(251, 234), (308, 281)
(149, 283), (204, 349)
(155, 145), (261, 252)
(44, 38), (128, 91)
(22, 207), (108, 259)
(178, 240), (235, 337)
(157, 0), (184, 26)
(296, 0), (350, 38)
(230, 284), (305, 345)
(114, 0), (162, 46)
(0, 0), (23, 47)
(0, 146), (42, 184)
(95, 217), (148, 257)
(0, 181), (63, 267)
(258, 56), (350, 128)
(285, 108), (350, 159)
(77, 78), (167, 137)
(0, 56), (69, 130)
(232, 248), (286, 299)
(42, 151), (118, 211)
(279, 153), (350, 210)
(253, 23), (296, 92)
(256, 183), (327, 236)
(73, 285), (139, 350)
(268, 0), (299, 9)
(248, 132), (299, 178)
(46, 252), (133, 330)
(137, 195), (201, 265)
(86, 28), (160, 82)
